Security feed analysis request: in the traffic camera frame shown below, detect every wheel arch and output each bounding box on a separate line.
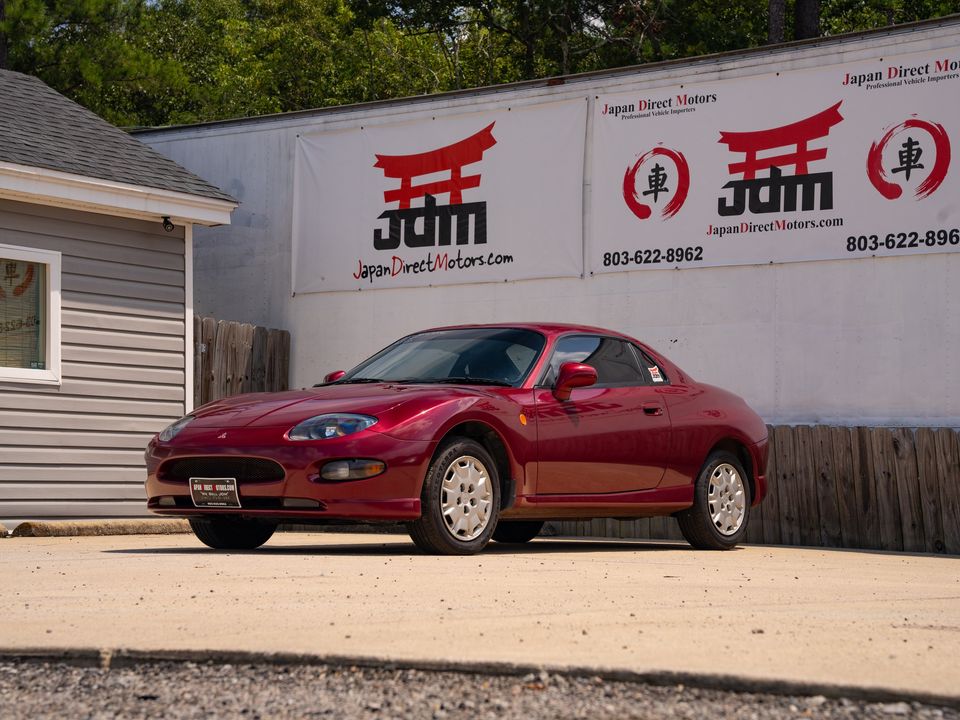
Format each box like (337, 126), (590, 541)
(431, 421), (516, 511)
(706, 437), (755, 503)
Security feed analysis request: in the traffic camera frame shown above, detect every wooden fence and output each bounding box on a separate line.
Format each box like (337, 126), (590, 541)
(546, 425), (960, 555)
(194, 316), (290, 406)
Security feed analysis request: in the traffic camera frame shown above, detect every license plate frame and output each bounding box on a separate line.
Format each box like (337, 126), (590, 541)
(189, 477), (241, 508)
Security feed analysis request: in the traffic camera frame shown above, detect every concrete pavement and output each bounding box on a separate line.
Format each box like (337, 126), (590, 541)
(2, 532), (958, 700)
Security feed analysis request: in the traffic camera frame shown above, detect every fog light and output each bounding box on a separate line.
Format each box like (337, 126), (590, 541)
(320, 459), (386, 481)
(157, 496), (177, 507)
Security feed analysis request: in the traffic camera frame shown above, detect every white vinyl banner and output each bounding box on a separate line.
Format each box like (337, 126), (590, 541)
(293, 99), (586, 292)
(591, 48), (960, 274)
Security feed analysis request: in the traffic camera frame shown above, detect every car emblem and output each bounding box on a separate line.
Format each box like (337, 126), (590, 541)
(217, 432), (228, 439)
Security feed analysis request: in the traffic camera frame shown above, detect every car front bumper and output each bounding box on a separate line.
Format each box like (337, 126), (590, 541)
(144, 427), (434, 522)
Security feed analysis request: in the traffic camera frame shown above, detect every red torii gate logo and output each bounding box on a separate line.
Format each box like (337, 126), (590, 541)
(373, 123), (497, 250)
(718, 102), (843, 216)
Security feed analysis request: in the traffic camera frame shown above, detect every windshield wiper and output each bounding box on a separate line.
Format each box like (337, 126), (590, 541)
(402, 377), (513, 387)
(331, 377), (513, 387)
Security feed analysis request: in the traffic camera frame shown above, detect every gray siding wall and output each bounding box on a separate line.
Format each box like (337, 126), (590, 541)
(0, 199), (185, 520)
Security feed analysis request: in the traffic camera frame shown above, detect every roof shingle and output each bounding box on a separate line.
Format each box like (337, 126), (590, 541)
(0, 70), (235, 204)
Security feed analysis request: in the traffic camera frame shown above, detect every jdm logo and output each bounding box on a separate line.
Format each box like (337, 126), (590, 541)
(372, 124), (497, 250)
(717, 102), (843, 216)
(866, 117), (951, 200)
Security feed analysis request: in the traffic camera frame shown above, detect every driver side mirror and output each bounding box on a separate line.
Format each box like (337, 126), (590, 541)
(323, 370), (346, 383)
(553, 362), (597, 401)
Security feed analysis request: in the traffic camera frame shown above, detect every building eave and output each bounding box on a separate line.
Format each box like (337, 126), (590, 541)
(0, 160), (236, 227)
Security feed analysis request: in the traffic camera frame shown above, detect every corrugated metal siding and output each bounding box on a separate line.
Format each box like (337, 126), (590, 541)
(0, 199), (185, 520)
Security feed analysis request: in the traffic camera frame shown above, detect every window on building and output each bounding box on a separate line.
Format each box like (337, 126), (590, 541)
(0, 244), (61, 385)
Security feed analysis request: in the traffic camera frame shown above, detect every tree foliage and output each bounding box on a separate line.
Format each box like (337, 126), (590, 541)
(0, 0), (957, 126)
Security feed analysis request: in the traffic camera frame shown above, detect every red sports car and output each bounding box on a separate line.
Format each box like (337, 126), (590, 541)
(146, 324), (768, 554)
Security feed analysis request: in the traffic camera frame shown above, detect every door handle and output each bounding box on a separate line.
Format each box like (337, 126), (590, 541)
(642, 403), (663, 416)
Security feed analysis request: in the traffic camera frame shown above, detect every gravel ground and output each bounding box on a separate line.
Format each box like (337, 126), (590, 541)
(1, 660), (957, 719)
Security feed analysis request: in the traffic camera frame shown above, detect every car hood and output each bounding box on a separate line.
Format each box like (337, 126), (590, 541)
(187, 383), (492, 430)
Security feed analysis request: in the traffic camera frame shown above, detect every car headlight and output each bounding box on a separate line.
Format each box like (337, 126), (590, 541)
(287, 414), (377, 441)
(159, 415), (194, 442)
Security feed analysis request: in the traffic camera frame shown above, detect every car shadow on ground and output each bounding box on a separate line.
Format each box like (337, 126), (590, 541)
(102, 538), (702, 556)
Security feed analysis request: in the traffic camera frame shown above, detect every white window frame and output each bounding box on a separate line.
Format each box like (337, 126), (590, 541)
(0, 242), (62, 385)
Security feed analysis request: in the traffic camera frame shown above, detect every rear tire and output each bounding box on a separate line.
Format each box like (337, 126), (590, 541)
(407, 437), (500, 555)
(189, 517), (277, 550)
(677, 451), (750, 550)
(492, 520), (544, 544)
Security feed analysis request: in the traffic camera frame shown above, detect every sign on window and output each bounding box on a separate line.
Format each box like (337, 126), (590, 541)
(0, 257), (46, 369)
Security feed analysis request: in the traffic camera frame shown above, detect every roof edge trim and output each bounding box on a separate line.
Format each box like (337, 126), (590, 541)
(0, 161), (237, 227)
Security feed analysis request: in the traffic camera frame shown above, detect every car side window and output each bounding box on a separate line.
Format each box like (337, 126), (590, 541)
(632, 345), (669, 385)
(542, 335), (648, 387)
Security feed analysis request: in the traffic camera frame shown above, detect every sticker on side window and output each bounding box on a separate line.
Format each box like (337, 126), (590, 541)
(649, 367), (664, 383)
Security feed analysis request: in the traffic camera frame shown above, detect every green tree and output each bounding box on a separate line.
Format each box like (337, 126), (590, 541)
(2, 0), (959, 126)
(821, 0), (960, 34)
(0, 0), (188, 126)
(147, 0), (457, 121)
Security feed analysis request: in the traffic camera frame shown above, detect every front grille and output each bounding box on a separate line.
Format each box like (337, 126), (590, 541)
(160, 457), (285, 484)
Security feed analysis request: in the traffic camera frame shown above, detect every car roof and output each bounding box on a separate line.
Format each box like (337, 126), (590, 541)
(417, 322), (633, 339)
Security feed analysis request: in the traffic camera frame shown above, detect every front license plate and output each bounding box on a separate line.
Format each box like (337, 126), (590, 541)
(190, 477), (240, 508)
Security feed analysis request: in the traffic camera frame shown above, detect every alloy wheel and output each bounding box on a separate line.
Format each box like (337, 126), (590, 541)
(440, 455), (493, 541)
(707, 462), (746, 536)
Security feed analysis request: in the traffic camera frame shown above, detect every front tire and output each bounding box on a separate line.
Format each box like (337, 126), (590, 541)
(492, 520), (544, 544)
(407, 437), (500, 555)
(189, 517), (277, 550)
(677, 451), (750, 550)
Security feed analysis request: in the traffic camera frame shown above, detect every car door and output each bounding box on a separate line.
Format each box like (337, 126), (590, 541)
(533, 334), (672, 495)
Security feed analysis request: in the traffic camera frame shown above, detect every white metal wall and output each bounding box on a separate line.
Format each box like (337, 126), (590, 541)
(138, 19), (960, 427)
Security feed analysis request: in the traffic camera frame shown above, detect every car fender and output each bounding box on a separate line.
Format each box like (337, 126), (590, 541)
(375, 392), (536, 499)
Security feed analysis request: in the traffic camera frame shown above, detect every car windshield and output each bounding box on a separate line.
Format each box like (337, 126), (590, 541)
(338, 328), (546, 387)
